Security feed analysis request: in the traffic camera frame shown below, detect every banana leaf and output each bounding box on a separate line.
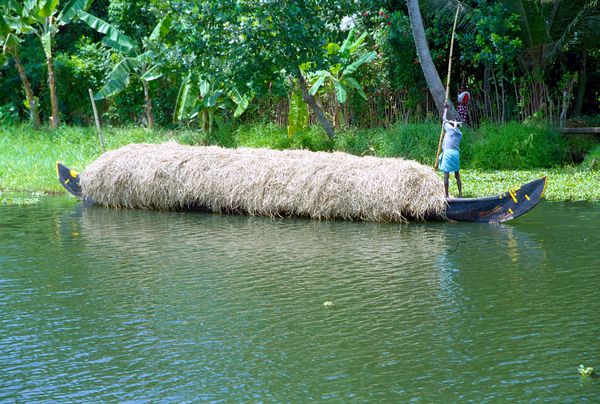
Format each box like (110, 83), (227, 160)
(342, 51), (376, 77)
(344, 76), (367, 99)
(309, 71), (328, 95)
(38, 0), (58, 18)
(57, 0), (90, 24)
(140, 64), (163, 82)
(334, 80), (347, 103)
(149, 14), (172, 42)
(95, 57), (141, 100)
(78, 10), (136, 54)
(174, 73), (199, 122)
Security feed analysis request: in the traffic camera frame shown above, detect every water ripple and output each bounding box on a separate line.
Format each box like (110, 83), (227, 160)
(1, 201), (599, 401)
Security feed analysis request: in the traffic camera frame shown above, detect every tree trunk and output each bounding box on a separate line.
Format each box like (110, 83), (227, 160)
(483, 64), (492, 119)
(406, 0), (460, 120)
(560, 74), (576, 128)
(46, 55), (60, 128)
(573, 52), (586, 117)
(201, 109), (208, 132)
(142, 80), (154, 129)
(500, 73), (506, 123)
(296, 69), (335, 139)
(334, 101), (343, 130)
(491, 68), (500, 122)
(12, 51), (40, 129)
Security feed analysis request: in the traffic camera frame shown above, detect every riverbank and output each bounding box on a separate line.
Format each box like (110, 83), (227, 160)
(1, 125), (598, 203)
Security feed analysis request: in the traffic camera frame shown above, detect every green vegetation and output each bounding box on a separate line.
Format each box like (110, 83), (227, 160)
(455, 169), (599, 202)
(578, 364), (595, 377)
(0, 126), (168, 193)
(469, 123), (568, 169)
(1, 124), (598, 202)
(1, 1), (598, 131)
(581, 144), (600, 171)
(0, 191), (42, 206)
(0, 1), (598, 204)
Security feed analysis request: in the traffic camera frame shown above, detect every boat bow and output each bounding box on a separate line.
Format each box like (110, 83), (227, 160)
(445, 176), (547, 222)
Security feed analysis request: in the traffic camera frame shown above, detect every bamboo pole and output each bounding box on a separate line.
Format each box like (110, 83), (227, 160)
(89, 88), (105, 152)
(434, 4), (461, 169)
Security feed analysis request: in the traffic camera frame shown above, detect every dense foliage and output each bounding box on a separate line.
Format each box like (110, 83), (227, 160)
(0, 0), (597, 177)
(0, 0), (598, 130)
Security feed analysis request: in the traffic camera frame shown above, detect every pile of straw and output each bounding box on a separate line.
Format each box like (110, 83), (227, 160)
(80, 142), (447, 222)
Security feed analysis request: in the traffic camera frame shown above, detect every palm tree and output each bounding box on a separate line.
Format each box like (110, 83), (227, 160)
(406, 0), (460, 120)
(495, 0), (600, 117)
(418, 0), (600, 119)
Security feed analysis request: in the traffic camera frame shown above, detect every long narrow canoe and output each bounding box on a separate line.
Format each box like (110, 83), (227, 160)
(444, 176), (546, 222)
(56, 162), (546, 223)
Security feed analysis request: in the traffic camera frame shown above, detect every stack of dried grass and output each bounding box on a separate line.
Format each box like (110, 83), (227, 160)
(80, 142), (447, 222)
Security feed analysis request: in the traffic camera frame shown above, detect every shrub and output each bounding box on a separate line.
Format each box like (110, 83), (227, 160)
(373, 122), (473, 166)
(209, 123), (238, 148)
(0, 104), (20, 126)
(564, 135), (599, 163)
(236, 123), (290, 149)
(235, 124), (331, 151)
(54, 38), (112, 125)
(470, 122), (568, 169)
(293, 127), (332, 151)
(334, 128), (378, 156)
(374, 122), (437, 162)
(176, 130), (209, 146)
(580, 144), (600, 171)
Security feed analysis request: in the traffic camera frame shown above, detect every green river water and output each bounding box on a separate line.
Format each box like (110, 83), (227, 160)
(1, 197), (599, 402)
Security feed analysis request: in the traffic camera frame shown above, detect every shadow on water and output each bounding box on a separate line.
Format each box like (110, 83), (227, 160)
(1, 199), (599, 402)
(65, 203), (547, 321)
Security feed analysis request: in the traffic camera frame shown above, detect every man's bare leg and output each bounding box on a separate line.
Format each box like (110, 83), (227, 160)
(444, 172), (450, 198)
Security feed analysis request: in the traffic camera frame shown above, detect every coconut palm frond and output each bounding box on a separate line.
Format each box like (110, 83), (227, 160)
(420, 0), (473, 31)
(545, 0), (600, 60)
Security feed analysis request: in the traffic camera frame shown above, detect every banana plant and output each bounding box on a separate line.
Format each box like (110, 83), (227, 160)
(309, 29), (376, 129)
(0, 12), (40, 128)
(174, 73), (253, 133)
(287, 87), (309, 138)
(228, 87), (253, 120)
(2, 0), (92, 128)
(78, 11), (172, 129)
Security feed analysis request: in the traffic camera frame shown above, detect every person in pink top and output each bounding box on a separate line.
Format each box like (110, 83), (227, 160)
(457, 84), (470, 126)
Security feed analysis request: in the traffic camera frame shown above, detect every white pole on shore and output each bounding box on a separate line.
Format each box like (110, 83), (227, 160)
(88, 88), (105, 152)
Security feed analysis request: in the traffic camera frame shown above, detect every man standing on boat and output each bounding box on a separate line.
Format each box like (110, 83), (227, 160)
(438, 110), (463, 198)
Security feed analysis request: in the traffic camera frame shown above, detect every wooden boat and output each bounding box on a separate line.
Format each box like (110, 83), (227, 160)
(56, 162), (546, 223)
(443, 176), (546, 222)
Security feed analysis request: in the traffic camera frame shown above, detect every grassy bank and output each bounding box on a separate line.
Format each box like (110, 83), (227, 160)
(1, 124), (598, 203)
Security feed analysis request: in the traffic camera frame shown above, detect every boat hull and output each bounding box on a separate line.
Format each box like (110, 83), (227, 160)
(56, 163), (546, 223)
(444, 176), (547, 222)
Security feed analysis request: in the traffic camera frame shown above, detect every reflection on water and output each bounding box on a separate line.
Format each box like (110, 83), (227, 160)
(1, 199), (599, 402)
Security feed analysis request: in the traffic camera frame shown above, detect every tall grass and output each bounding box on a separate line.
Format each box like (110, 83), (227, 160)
(80, 143), (446, 221)
(373, 122), (475, 165)
(0, 125), (170, 192)
(580, 144), (600, 171)
(469, 122), (568, 169)
(334, 128), (378, 156)
(1, 122), (598, 200)
(236, 124), (332, 151)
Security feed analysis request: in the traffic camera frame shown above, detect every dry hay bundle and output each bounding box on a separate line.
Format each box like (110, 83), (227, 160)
(80, 142), (447, 222)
